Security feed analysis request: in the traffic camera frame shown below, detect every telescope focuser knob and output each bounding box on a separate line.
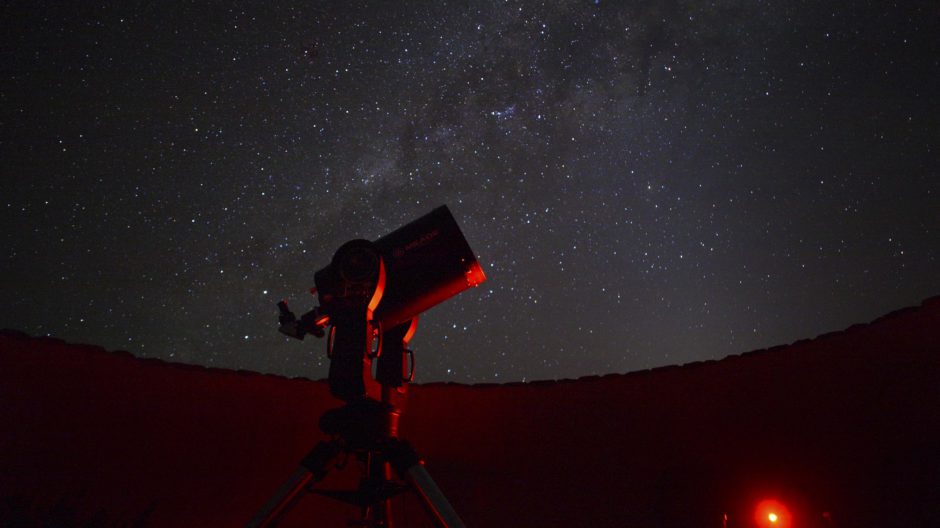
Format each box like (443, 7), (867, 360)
(277, 301), (296, 324)
(277, 301), (306, 340)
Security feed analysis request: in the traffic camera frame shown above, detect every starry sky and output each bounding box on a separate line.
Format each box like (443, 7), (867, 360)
(3, 1), (938, 383)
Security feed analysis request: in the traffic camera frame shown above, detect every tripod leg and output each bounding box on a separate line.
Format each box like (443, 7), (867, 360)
(387, 440), (466, 528)
(361, 453), (397, 528)
(382, 461), (396, 528)
(370, 459), (397, 528)
(248, 440), (342, 528)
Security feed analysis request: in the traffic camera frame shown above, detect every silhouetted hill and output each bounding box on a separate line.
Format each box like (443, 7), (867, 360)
(2, 297), (938, 527)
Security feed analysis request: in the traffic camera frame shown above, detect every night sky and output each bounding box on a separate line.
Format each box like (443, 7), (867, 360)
(3, 2), (938, 383)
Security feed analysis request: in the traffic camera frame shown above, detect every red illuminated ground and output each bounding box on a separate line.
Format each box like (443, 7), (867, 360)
(2, 297), (939, 526)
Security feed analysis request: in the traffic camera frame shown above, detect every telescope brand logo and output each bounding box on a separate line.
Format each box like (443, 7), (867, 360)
(394, 228), (441, 258)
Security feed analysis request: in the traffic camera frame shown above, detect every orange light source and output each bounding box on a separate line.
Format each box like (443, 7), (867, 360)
(755, 499), (790, 528)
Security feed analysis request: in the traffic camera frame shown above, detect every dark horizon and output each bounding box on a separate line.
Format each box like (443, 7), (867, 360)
(2, 2), (938, 382)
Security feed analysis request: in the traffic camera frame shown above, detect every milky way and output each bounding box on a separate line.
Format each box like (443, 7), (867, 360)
(3, 1), (938, 382)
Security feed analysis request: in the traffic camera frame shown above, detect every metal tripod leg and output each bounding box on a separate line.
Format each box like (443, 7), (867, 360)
(387, 439), (466, 528)
(362, 453), (397, 528)
(248, 440), (342, 528)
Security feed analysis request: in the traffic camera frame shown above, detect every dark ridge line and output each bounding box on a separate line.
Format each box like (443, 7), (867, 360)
(413, 293), (940, 389)
(0, 328), (324, 384)
(2, 293), (938, 389)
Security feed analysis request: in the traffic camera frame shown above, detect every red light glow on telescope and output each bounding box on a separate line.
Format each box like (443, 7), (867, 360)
(402, 317), (419, 344)
(465, 260), (486, 287)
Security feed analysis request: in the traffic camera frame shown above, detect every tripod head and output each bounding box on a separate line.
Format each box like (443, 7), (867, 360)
(277, 205), (486, 402)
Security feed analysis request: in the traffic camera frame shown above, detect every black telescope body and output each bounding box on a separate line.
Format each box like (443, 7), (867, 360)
(313, 205), (486, 329)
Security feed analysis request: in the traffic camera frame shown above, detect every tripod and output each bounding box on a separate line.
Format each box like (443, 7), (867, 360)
(249, 299), (466, 528)
(247, 389), (464, 527)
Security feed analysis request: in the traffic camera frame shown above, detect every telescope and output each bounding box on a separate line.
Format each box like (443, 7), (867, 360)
(251, 205), (484, 528)
(277, 205), (486, 401)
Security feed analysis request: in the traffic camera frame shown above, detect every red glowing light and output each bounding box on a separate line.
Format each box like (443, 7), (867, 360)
(465, 260), (486, 287)
(402, 317), (419, 344)
(367, 260), (386, 314)
(755, 499), (790, 528)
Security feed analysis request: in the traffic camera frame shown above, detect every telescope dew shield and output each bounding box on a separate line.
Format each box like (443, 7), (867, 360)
(372, 205), (486, 329)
